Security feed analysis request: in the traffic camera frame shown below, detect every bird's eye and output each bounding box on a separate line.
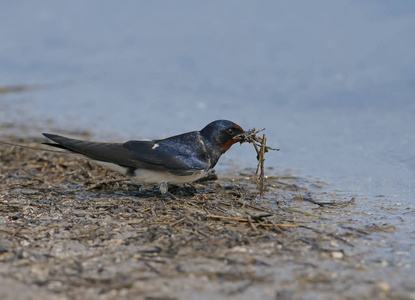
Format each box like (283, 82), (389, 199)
(226, 128), (235, 135)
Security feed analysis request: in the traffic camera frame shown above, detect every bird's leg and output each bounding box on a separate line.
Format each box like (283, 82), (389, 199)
(159, 182), (168, 194)
(138, 185), (144, 193)
(159, 182), (177, 200)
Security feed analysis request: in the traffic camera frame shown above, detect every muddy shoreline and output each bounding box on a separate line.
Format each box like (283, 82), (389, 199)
(0, 137), (412, 299)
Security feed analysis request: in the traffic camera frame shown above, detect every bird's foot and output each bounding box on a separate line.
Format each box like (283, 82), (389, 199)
(159, 182), (168, 194)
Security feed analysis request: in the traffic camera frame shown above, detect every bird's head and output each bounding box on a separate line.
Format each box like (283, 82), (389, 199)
(200, 120), (244, 153)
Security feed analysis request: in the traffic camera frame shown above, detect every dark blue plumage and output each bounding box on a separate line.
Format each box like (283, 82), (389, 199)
(42, 120), (244, 192)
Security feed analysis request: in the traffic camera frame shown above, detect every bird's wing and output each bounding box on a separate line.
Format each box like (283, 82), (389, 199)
(42, 133), (168, 172)
(43, 133), (210, 175)
(124, 131), (210, 173)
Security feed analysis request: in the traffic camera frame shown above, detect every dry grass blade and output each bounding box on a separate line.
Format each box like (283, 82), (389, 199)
(234, 128), (279, 197)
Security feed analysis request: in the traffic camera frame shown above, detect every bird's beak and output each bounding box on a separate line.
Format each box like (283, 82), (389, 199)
(232, 124), (246, 145)
(232, 134), (244, 144)
(234, 132), (247, 145)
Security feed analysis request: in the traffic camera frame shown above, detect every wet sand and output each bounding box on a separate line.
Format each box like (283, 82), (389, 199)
(1, 136), (412, 300)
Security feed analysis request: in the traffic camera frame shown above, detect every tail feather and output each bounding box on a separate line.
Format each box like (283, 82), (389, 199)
(42, 133), (125, 161)
(42, 133), (163, 171)
(42, 141), (70, 151)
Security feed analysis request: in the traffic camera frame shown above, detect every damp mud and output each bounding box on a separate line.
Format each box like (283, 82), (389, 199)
(0, 137), (413, 300)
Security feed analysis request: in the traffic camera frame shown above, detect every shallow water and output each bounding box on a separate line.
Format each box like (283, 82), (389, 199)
(1, 0), (415, 293)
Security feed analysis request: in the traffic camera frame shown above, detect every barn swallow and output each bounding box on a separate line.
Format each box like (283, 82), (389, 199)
(42, 120), (244, 194)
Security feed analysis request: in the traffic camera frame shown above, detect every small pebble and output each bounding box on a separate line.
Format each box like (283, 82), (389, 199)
(331, 251), (343, 259)
(376, 282), (390, 293)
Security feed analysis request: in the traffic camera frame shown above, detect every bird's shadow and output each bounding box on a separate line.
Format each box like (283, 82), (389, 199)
(82, 170), (219, 199)
(84, 180), (210, 200)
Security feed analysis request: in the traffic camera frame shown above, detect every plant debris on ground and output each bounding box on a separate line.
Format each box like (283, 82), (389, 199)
(0, 137), (406, 300)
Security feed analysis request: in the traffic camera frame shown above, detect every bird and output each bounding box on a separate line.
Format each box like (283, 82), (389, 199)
(42, 120), (244, 194)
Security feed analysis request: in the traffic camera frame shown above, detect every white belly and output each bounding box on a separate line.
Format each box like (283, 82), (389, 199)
(132, 168), (206, 184)
(92, 160), (206, 184)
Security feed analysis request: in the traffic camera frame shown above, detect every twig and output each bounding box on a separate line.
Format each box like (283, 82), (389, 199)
(303, 196), (356, 208)
(234, 128), (279, 197)
(206, 215), (248, 222)
(205, 214), (296, 230)
(0, 140), (67, 154)
(144, 261), (161, 275)
(247, 215), (258, 232)
(258, 134), (266, 197)
(85, 178), (128, 190)
(279, 206), (329, 220)
(170, 218), (186, 227)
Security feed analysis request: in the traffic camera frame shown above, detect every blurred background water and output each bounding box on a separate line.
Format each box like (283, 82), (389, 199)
(1, 0), (414, 258)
